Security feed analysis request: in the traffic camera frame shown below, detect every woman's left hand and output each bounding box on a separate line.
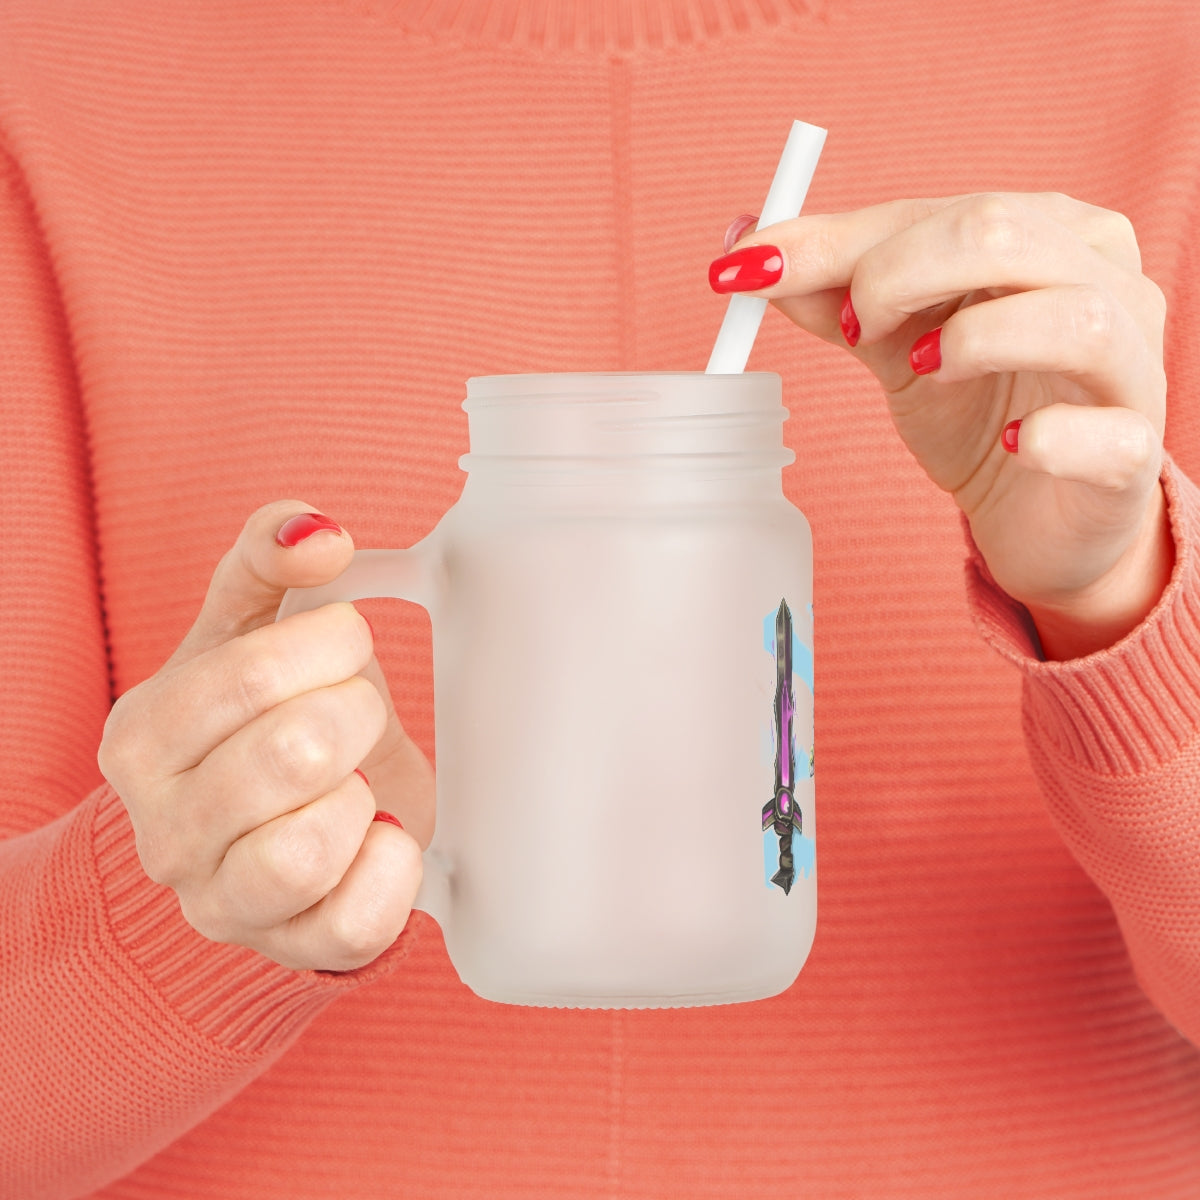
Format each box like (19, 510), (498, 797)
(711, 192), (1172, 659)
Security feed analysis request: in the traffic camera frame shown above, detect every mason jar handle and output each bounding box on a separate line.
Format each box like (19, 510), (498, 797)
(275, 543), (452, 930)
(276, 546), (434, 616)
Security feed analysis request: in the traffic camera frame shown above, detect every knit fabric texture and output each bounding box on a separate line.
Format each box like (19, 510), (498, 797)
(1, 1), (1199, 1196)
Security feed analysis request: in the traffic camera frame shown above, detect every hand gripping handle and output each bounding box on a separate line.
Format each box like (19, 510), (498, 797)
(275, 544), (453, 929)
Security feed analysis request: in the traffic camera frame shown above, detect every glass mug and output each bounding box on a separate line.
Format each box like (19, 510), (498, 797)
(277, 372), (815, 1008)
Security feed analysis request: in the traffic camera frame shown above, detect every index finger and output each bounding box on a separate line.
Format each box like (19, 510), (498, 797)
(729, 191), (1143, 298)
(133, 601), (374, 777)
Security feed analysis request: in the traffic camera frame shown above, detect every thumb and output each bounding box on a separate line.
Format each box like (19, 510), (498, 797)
(166, 500), (356, 671)
(1006, 403), (1161, 499)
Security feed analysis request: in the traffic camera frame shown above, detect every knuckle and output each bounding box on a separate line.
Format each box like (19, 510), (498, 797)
(1032, 190), (1077, 226)
(97, 687), (148, 782)
(1062, 286), (1118, 348)
(1116, 414), (1160, 474)
(962, 194), (1030, 262)
(1086, 414), (1160, 492)
(1100, 208), (1138, 252)
(261, 710), (337, 789)
(1082, 204), (1142, 272)
(1093, 458), (1144, 494)
(325, 903), (393, 967)
(95, 724), (124, 785)
(847, 256), (893, 323)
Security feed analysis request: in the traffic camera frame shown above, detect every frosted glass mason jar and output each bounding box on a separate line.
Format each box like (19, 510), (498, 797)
(278, 372), (815, 1008)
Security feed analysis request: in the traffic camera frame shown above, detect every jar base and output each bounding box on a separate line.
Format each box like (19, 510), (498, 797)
(463, 973), (803, 1010)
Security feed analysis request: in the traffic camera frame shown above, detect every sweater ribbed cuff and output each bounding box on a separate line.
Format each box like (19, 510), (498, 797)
(964, 454), (1200, 775)
(90, 783), (420, 1059)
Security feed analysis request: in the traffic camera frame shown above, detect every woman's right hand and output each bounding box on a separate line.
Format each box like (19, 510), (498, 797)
(97, 501), (434, 972)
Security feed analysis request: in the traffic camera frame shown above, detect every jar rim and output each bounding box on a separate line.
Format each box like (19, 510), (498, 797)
(464, 371), (782, 408)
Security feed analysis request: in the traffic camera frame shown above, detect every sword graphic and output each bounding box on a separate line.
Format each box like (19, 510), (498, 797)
(763, 599), (802, 894)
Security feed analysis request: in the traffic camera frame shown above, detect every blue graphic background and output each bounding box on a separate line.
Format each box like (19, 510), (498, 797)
(764, 827), (816, 884)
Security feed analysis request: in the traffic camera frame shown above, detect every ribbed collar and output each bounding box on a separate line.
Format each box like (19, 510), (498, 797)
(350, 0), (826, 52)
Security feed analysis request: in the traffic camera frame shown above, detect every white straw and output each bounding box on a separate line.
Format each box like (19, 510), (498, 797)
(705, 120), (827, 374)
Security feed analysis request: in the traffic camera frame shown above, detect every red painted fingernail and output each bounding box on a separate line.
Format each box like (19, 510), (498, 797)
(910, 327), (942, 375)
(708, 244), (784, 293)
(1002, 419), (1022, 453)
(372, 810), (404, 830)
(722, 213), (759, 254)
(354, 768), (370, 787)
(839, 290), (860, 347)
(275, 512), (343, 548)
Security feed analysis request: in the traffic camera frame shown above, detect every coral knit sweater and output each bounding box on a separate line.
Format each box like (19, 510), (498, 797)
(2, 1), (1200, 1197)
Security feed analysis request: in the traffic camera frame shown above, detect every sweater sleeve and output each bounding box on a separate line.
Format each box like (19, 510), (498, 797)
(965, 456), (1200, 1048)
(0, 149), (418, 1198)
